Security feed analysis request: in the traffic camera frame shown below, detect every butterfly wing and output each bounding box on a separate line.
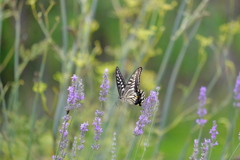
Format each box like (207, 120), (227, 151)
(115, 67), (126, 96)
(116, 67), (145, 106)
(124, 67), (144, 105)
(125, 67), (142, 91)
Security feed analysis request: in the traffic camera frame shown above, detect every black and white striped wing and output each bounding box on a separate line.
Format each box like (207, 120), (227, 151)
(124, 67), (142, 93)
(116, 67), (126, 96)
(124, 67), (144, 105)
(115, 67), (145, 106)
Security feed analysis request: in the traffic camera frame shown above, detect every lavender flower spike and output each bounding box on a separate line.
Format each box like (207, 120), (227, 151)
(189, 139), (199, 160)
(92, 117), (103, 141)
(198, 86), (207, 107)
(78, 122), (89, 150)
(134, 87), (159, 136)
(92, 116), (103, 150)
(95, 110), (104, 117)
(196, 86), (207, 126)
(200, 138), (211, 159)
(234, 72), (240, 107)
(66, 74), (85, 112)
(111, 132), (117, 160)
(99, 68), (110, 102)
(52, 115), (71, 160)
(209, 120), (218, 147)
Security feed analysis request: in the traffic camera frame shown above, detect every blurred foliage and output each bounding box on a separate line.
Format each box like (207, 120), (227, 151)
(1, 0), (240, 159)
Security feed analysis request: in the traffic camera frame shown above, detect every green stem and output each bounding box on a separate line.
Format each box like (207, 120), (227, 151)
(197, 126), (203, 142)
(53, 0), (69, 142)
(26, 47), (47, 160)
(125, 136), (138, 160)
(221, 109), (239, 159)
(154, 20), (201, 157)
(13, 2), (21, 112)
(228, 143), (240, 160)
(208, 146), (213, 160)
(0, 79), (13, 157)
(0, 2), (3, 54)
(60, 0), (68, 58)
(178, 122), (195, 160)
(134, 135), (143, 160)
(156, 0), (187, 84)
(176, 52), (207, 113)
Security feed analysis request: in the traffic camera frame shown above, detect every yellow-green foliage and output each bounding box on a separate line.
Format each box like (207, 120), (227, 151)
(1, 0), (240, 159)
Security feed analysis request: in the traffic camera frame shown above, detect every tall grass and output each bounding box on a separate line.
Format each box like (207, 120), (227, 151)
(1, 0), (240, 159)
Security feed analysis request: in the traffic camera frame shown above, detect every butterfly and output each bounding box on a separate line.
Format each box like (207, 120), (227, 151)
(115, 67), (145, 106)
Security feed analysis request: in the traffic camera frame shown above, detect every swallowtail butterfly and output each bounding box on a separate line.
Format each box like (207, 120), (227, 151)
(115, 67), (145, 106)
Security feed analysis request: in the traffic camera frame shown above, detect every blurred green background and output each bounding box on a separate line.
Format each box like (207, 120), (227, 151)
(1, 0), (240, 159)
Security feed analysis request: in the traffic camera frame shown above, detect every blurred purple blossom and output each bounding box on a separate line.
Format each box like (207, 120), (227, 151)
(196, 119), (207, 126)
(234, 73), (240, 107)
(66, 74), (84, 112)
(92, 117), (103, 141)
(52, 115), (71, 160)
(134, 87), (159, 136)
(196, 86), (207, 126)
(80, 122), (89, 134)
(99, 68), (110, 102)
(209, 120), (218, 147)
(92, 116), (103, 150)
(198, 86), (207, 106)
(78, 122), (89, 151)
(95, 110), (104, 117)
(189, 139), (199, 160)
(91, 144), (100, 150)
(200, 138), (211, 159)
(190, 121), (219, 160)
(197, 107), (207, 117)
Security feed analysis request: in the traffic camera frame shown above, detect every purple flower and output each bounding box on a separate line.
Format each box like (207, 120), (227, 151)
(134, 87), (159, 136)
(80, 122), (89, 134)
(190, 121), (219, 160)
(78, 122), (89, 151)
(196, 86), (207, 126)
(95, 110), (104, 117)
(209, 120), (218, 147)
(92, 117), (103, 141)
(71, 74), (78, 81)
(91, 144), (100, 150)
(200, 138), (211, 159)
(92, 115), (103, 150)
(189, 139), (199, 160)
(238, 132), (240, 140)
(198, 86), (207, 106)
(196, 119), (207, 126)
(233, 73), (240, 107)
(66, 75), (85, 112)
(52, 115), (71, 160)
(197, 107), (207, 117)
(99, 68), (110, 102)
(78, 145), (84, 150)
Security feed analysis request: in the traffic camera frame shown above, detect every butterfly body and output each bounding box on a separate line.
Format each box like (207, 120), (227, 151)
(115, 67), (145, 106)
